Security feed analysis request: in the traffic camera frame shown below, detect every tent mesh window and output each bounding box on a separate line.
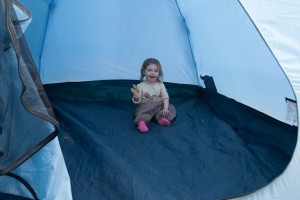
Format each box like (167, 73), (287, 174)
(0, 0), (58, 177)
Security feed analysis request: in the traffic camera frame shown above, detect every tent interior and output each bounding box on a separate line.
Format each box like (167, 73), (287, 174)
(0, 0), (299, 200)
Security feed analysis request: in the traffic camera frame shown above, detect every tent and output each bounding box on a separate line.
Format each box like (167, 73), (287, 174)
(0, 0), (299, 199)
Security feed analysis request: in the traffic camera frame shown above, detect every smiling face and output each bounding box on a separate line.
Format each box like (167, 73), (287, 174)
(140, 58), (163, 82)
(144, 64), (159, 83)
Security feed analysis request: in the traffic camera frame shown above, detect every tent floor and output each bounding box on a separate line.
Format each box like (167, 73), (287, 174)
(45, 80), (297, 200)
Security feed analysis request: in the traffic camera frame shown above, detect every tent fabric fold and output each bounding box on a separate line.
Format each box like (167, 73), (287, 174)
(0, 0), (57, 175)
(0, 1), (72, 199)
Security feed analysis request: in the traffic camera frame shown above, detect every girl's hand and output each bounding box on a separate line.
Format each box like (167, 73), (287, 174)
(161, 98), (170, 116)
(161, 108), (170, 116)
(131, 84), (140, 99)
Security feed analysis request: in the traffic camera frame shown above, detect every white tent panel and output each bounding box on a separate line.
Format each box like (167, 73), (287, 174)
(235, 1), (300, 199)
(40, 0), (199, 85)
(177, 0), (295, 124)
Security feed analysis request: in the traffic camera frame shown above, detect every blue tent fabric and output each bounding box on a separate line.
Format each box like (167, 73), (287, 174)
(1, 0), (299, 199)
(45, 81), (296, 200)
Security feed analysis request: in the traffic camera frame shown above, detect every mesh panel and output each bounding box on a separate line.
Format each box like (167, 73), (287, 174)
(0, 0), (59, 175)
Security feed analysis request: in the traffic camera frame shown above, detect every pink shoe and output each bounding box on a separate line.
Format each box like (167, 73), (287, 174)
(137, 120), (148, 133)
(158, 118), (171, 126)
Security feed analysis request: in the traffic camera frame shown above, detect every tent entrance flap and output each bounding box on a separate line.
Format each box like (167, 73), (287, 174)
(45, 80), (297, 200)
(0, 0), (58, 175)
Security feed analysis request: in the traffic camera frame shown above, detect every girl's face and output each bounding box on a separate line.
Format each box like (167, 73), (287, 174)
(144, 64), (159, 83)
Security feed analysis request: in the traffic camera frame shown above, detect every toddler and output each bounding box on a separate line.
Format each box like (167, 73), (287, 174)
(131, 58), (176, 133)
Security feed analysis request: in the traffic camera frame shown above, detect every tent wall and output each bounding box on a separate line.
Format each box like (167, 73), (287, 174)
(177, 0), (296, 124)
(234, 1), (300, 199)
(40, 0), (199, 85)
(20, 0), (53, 73)
(38, 0), (295, 125)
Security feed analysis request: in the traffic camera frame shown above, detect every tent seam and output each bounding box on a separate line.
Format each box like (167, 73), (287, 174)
(38, 0), (55, 78)
(174, 0), (201, 86)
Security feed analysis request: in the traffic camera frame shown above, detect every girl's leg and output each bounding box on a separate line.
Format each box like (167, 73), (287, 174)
(137, 120), (148, 133)
(134, 103), (155, 123)
(158, 118), (171, 126)
(156, 104), (176, 126)
(134, 102), (157, 132)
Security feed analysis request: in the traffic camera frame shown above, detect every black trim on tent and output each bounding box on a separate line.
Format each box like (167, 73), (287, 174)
(200, 75), (218, 92)
(5, 173), (39, 200)
(0, 131), (58, 175)
(286, 97), (296, 103)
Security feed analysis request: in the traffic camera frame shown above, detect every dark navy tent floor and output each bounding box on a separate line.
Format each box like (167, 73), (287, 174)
(45, 81), (296, 200)
(0, 193), (32, 200)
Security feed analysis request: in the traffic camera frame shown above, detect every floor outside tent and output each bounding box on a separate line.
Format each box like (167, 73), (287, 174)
(43, 80), (296, 200)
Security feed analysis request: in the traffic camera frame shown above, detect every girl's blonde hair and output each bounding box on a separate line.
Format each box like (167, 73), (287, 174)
(140, 58), (163, 82)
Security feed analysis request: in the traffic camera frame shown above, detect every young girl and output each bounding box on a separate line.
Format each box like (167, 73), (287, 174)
(131, 58), (176, 133)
